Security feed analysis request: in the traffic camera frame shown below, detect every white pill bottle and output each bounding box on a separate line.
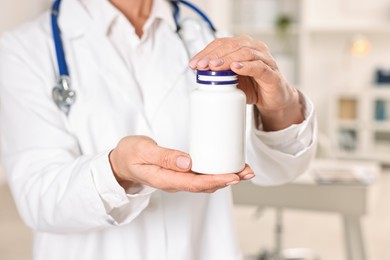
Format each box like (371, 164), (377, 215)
(189, 70), (247, 174)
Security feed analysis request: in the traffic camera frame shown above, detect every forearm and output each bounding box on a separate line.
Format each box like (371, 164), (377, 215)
(4, 151), (152, 233)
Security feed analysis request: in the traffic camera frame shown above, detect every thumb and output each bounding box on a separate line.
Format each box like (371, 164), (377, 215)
(145, 144), (192, 172)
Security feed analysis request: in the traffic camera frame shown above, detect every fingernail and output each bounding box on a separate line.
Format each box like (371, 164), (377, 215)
(189, 58), (199, 69)
(226, 180), (240, 186)
(209, 59), (224, 67)
(232, 62), (243, 69)
(243, 173), (255, 180)
(176, 156), (191, 169)
(197, 58), (209, 68)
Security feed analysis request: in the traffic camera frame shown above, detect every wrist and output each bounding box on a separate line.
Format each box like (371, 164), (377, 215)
(256, 89), (305, 131)
(108, 149), (135, 190)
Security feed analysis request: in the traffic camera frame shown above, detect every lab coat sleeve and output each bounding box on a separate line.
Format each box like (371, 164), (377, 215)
(247, 92), (318, 185)
(91, 151), (156, 225)
(0, 32), (153, 233)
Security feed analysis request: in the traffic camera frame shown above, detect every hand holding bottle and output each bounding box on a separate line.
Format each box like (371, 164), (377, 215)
(109, 136), (255, 192)
(189, 35), (304, 131)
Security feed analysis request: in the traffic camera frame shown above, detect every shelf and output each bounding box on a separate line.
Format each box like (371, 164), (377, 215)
(338, 151), (390, 164)
(306, 23), (390, 34)
(369, 122), (390, 131)
(370, 86), (390, 97)
(332, 88), (390, 163)
(231, 24), (299, 36)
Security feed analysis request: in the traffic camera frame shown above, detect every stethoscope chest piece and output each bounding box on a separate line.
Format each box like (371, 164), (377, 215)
(52, 76), (76, 115)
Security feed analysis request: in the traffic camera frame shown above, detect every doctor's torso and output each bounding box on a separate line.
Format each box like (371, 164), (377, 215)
(60, 0), (196, 154)
(0, 0), (243, 259)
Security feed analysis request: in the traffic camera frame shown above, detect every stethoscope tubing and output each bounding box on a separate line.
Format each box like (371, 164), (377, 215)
(51, 0), (69, 78)
(171, 0), (216, 33)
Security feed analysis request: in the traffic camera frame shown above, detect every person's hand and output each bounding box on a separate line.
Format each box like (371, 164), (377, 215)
(109, 136), (255, 192)
(189, 35), (304, 131)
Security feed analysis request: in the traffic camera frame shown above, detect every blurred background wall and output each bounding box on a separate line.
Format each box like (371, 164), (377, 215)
(0, 0), (51, 33)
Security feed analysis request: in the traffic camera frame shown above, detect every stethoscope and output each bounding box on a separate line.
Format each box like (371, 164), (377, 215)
(51, 0), (217, 115)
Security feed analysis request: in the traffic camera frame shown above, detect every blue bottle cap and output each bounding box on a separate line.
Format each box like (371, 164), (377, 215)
(196, 70), (238, 85)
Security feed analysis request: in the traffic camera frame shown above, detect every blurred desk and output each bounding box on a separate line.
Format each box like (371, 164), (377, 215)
(232, 159), (381, 260)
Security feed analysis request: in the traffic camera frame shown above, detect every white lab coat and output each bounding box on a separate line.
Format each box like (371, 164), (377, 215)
(0, 0), (317, 259)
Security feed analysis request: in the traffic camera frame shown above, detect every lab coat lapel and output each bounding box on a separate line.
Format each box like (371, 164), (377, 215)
(144, 29), (190, 123)
(57, 0), (193, 130)
(57, 0), (89, 39)
(82, 31), (145, 111)
(58, 0), (145, 118)
(56, 0), (153, 145)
